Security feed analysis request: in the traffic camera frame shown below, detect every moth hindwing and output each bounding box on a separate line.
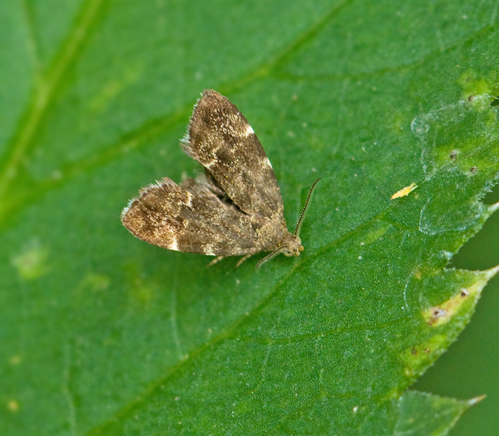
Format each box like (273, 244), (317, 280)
(121, 89), (318, 268)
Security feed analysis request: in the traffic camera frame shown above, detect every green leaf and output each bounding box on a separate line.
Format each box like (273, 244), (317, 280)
(1, 1), (498, 435)
(393, 391), (482, 436)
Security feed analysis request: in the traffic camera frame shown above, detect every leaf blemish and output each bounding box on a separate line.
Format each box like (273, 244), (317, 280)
(421, 271), (493, 327)
(441, 251), (453, 260)
(401, 336), (446, 377)
(7, 400), (19, 413)
(11, 240), (50, 281)
(427, 308), (449, 326)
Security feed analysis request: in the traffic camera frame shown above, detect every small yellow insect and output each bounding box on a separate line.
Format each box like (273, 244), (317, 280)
(391, 182), (418, 200)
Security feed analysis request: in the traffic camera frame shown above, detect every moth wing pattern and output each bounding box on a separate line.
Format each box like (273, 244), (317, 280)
(121, 177), (260, 256)
(121, 90), (313, 265)
(182, 90), (285, 222)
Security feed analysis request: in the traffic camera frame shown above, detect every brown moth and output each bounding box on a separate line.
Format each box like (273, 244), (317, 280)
(121, 90), (319, 268)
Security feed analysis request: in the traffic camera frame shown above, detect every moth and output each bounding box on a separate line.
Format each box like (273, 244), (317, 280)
(121, 90), (319, 268)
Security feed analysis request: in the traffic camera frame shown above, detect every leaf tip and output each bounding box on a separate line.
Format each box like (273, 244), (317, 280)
(482, 264), (499, 281)
(422, 267), (497, 328)
(468, 394), (486, 406)
(489, 201), (499, 214)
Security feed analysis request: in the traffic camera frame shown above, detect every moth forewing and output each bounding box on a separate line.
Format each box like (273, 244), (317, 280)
(182, 90), (285, 220)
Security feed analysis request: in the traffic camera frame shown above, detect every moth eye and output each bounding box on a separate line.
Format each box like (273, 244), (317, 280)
(299, 246), (304, 252)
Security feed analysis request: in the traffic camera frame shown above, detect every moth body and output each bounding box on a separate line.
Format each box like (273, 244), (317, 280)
(121, 90), (317, 267)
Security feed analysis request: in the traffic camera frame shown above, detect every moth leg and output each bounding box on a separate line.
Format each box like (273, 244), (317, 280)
(207, 256), (225, 268)
(236, 254), (253, 268)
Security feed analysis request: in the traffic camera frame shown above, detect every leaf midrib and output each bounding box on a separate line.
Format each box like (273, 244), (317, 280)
(0, 0), (107, 200)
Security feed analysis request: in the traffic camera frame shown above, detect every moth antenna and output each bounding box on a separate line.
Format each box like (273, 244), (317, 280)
(256, 248), (285, 269)
(294, 178), (321, 237)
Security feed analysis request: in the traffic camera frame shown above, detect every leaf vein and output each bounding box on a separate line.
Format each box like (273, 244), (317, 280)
(0, 0), (108, 201)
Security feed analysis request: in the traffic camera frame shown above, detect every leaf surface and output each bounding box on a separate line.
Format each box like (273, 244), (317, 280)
(1, 1), (499, 435)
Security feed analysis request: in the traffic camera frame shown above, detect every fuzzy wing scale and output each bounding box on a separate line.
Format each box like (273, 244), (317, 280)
(121, 178), (259, 256)
(183, 90), (285, 222)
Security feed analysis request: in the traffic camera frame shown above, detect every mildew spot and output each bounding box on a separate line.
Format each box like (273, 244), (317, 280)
(9, 355), (22, 365)
(7, 400), (19, 412)
(12, 240), (50, 281)
(80, 273), (111, 292)
(89, 67), (141, 112)
(411, 86), (493, 178)
(426, 308), (448, 326)
(422, 267), (498, 327)
(418, 169), (486, 234)
(400, 335), (446, 377)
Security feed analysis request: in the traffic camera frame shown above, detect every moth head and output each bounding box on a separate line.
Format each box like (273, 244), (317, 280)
(256, 178), (320, 269)
(281, 233), (304, 257)
(256, 236), (302, 269)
